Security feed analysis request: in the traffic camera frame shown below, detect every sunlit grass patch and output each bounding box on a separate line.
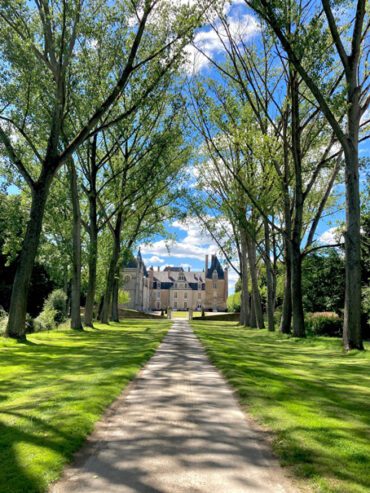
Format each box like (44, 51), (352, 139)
(0, 320), (170, 493)
(192, 322), (370, 493)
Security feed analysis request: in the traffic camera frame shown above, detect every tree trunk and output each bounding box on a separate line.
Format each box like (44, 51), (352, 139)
(100, 214), (122, 324)
(69, 161), (83, 331)
(247, 235), (264, 329)
(6, 169), (54, 339)
(111, 273), (120, 322)
(250, 291), (257, 328)
(280, 236), (292, 334)
(240, 232), (250, 326)
(343, 119), (363, 349)
(264, 219), (275, 331)
(291, 241), (305, 337)
(84, 194), (98, 327)
(290, 67), (305, 338)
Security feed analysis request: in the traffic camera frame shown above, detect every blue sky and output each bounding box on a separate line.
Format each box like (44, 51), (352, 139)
(138, 0), (370, 295)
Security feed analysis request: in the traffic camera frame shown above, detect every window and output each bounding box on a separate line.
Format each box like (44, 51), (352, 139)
(156, 302), (160, 309)
(174, 302), (177, 308)
(184, 292), (188, 299)
(198, 292), (201, 299)
(213, 281), (217, 289)
(157, 291), (160, 299)
(174, 292), (177, 299)
(184, 302), (188, 309)
(184, 283), (188, 288)
(212, 269), (218, 280)
(157, 281), (161, 289)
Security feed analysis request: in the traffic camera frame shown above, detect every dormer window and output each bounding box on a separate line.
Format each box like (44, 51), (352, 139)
(157, 281), (161, 289)
(212, 269), (218, 280)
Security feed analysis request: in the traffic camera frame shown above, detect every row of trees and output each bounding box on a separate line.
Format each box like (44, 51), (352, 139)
(0, 0), (210, 338)
(0, 1), (368, 351)
(186, 0), (369, 350)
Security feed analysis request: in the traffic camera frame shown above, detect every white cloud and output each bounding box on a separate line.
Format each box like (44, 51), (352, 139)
(184, 13), (260, 73)
(319, 227), (343, 245)
(146, 255), (165, 264)
(141, 218), (219, 261)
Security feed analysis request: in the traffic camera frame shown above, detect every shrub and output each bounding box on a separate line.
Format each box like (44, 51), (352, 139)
(227, 292), (241, 313)
(305, 312), (343, 337)
(274, 309), (282, 326)
(35, 305), (57, 331)
(0, 308), (8, 336)
(44, 289), (67, 323)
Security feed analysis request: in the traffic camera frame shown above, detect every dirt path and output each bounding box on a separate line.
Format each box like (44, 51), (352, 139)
(51, 320), (297, 493)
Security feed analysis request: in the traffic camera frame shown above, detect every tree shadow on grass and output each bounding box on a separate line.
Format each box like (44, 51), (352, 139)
(0, 321), (169, 493)
(193, 323), (370, 492)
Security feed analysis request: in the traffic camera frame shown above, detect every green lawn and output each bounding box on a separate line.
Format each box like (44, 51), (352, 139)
(0, 320), (170, 493)
(192, 321), (370, 493)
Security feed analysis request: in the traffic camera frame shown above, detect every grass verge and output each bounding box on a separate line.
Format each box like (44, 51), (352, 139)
(192, 321), (370, 493)
(0, 320), (170, 493)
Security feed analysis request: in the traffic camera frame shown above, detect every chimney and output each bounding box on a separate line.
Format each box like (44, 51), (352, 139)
(205, 255), (209, 273)
(157, 266), (160, 272)
(188, 267), (190, 272)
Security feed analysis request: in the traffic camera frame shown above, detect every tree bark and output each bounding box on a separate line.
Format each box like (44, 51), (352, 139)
(240, 232), (250, 326)
(84, 137), (98, 327)
(343, 126), (363, 349)
(69, 161), (83, 330)
(250, 291), (257, 328)
(247, 235), (264, 329)
(111, 271), (120, 322)
(280, 236), (292, 334)
(264, 219), (275, 331)
(6, 168), (54, 339)
(100, 213), (122, 324)
(290, 67), (305, 337)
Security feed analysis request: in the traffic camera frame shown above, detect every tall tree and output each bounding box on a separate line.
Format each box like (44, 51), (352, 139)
(0, 0), (204, 339)
(246, 0), (369, 348)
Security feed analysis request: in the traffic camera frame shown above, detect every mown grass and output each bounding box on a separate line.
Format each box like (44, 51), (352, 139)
(192, 321), (370, 493)
(0, 320), (170, 493)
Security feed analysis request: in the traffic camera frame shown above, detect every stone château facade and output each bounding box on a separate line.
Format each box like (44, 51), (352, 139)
(121, 252), (228, 312)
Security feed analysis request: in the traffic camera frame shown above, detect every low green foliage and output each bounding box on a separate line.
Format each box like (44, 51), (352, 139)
(0, 320), (170, 493)
(34, 289), (68, 331)
(192, 322), (370, 493)
(227, 291), (241, 312)
(305, 312), (343, 337)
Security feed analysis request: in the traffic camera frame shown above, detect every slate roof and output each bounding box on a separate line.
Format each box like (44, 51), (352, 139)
(206, 255), (225, 279)
(152, 269), (205, 290)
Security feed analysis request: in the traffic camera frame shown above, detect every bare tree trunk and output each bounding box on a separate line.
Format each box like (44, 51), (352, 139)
(290, 68), (305, 337)
(84, 209), (97, 327)
(343, 140), (363, 349)
(100, 214), (122, 324)
(264, 219), (275, 331)
(247, 235), (264, 329)
(69, 161), (83, 330)
(84, 137), (98, 327)
(280, 236), (292, 334)
(6, 169), (54, 339)
(240, 232), (250, 326)
(250, 291), (257, 328)
(111, 271), (120, 322)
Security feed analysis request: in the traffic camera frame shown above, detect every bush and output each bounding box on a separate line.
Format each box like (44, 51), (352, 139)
(227, 292), (241, 313)
(274, 309), (282, 326)
(0, 308), (8, 336)
(305, 312), (343, 337)
(35, 305), (57, 331)
(44, 289), (67, 323)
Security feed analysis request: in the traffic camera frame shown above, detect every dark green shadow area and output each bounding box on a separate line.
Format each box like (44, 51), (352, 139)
(0, 320), (170, 493)
(192, 321), (370, 493)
